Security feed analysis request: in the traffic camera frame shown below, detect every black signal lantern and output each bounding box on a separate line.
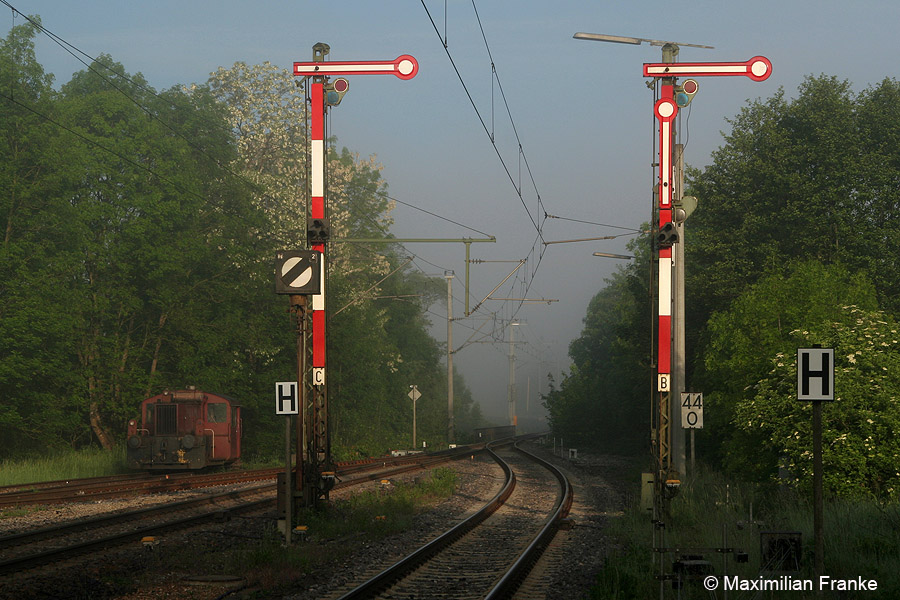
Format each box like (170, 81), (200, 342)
(307, 218), (330, 243)
(675, 79), (699, 107)
(325, 77), (349, 106)
(657, 222), (679, 247)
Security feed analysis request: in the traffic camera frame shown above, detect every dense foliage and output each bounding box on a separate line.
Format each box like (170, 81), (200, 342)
(545, 75), (900, 499)
(736, 306), (900, 498)
(0, 22), (482, 460)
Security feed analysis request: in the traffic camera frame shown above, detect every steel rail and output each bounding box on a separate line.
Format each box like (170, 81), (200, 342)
(0, 472), (155, 495)
(484, 441), (574, 599)
(0, 449), (493, 576)
(0, 444), (487, 509)
(0, 483), (273, 552)
(335, 442), (517, 600)
(0, 467), (283, 508)
(0, 486), (274, 575)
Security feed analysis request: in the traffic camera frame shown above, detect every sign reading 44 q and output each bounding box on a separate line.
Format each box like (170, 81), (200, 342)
(681, 393), (703, 429)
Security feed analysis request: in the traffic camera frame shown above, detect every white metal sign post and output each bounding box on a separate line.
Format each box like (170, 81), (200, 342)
(797, 347), (834, 581)
(409, 385), (422, 449)
(681, 392), (703, 473)
(275, 381), (298, 544)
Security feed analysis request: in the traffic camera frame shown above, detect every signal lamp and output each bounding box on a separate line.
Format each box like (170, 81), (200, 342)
(325, 78), (349, 106)
(675, 79), (699, 107)
(657, 222), (679, 247)
(307, 218), (330, 242)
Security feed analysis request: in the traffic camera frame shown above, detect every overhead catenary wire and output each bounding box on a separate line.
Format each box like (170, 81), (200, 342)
(1, 0), (288, 207)
(380, 192), (494, 238)
(544, 212), (644, 233)
(335, 178), (489, 314)
(1, 90), (209, 205)
(420, 0), (546, 242)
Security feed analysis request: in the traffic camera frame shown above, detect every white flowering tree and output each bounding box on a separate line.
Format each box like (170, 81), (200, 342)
(700, 261), (879, 478)
(206, 62), (392, 277)
(204, 61), (466, 453)
(734, 307), (900, 498)
(207, 61), (309, 247)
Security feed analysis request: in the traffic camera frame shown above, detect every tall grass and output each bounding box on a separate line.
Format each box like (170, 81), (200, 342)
(592, 464), (900, 599)
(0, 445), (129, 487)
(190, 467), (458, 591)
(299, 466), (458, 540)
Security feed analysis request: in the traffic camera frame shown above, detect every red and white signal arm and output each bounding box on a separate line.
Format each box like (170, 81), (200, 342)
(293, 55), (419, 80)
(644, 56), (772, 82)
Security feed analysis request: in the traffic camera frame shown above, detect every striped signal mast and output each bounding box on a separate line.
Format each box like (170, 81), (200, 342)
(293, 44), (419, 508)
(644, 47), (771, 498)
(575, 32), (771, 509)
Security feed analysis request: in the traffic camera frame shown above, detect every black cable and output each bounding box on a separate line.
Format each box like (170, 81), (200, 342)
(1, 90), (208, 203)
(2, 0), (277, 203)
(381, 192), (494, 238)
(421, 0), (544, 241)
(422, 0), (557, 327)
(544, 212), (643, 232)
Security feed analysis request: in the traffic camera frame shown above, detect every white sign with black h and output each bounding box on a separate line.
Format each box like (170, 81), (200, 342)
(797, 348), (835, 401)
(275, 381), (299, 415)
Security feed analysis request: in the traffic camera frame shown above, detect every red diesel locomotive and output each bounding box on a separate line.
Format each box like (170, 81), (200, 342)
(126, 389), (242, 470)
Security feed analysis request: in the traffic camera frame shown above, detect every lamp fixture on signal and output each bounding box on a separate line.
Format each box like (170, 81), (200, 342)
(675, 79), (699, 107)
(657, 222), (679, 247)
(324, 78), (349, 106)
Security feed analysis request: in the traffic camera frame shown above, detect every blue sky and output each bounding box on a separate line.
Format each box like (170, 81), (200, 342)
(8, 1), (899, 424)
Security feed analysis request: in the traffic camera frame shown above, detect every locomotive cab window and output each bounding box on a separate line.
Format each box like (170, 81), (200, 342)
(145, 404), (155, 432)
(207, 402), (228, 423)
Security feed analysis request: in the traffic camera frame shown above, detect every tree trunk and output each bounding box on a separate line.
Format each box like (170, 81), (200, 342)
(89, 401), (115, 450)
(144, 313), (167, 398)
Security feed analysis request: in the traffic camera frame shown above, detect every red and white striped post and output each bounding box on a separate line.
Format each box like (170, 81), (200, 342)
(293, 49), (418, 506)
(654, 90), (677, 387)
(644, 54), (771, 491)
(295, 53), (419, 378)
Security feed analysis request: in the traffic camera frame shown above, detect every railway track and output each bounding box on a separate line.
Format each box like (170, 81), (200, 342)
(0, 467), (284, 509)
(0, 444), (499, 579)
(332, 440), (573, 600)
(0, 483), (273, 576)
(0, 444), (487, 509)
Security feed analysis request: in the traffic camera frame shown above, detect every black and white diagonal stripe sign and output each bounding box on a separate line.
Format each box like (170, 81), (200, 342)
(275, 250), (321, 295)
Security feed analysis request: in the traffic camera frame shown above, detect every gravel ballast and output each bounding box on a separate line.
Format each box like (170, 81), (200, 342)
(0, 445), (637, 600)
